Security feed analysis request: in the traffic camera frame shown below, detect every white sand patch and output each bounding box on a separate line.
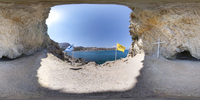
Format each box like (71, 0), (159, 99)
(2, 50), (200, 99)
(38, 52), (144, 93)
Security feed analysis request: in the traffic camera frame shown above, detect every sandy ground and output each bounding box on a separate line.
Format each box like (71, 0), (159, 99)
(0, 50), (144, 99)
(0, 50), (47, 99)
(38, 51), (144, 94)
(1, 50), (200, 99)
(139, 56), (200, 97)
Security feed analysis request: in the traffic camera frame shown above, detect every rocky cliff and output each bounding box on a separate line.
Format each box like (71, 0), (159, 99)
(1, 0), (200, 99)
(0, 3), (52, 59)
(129, 3), (200, 59)
(0, 1), (200, 60)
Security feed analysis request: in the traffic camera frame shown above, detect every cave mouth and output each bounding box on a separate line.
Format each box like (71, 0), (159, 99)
(46, 4), (132, 64)
(0, 56), (15, 61)
(175, 51), (199, 61)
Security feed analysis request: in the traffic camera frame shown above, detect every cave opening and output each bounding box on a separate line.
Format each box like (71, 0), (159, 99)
(0, 56), (14, 61)
(46, 4), (132, 64)
(175, 51), (200, 61)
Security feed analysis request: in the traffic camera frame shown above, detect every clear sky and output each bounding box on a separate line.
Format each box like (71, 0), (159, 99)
(46, 4), (132, 48)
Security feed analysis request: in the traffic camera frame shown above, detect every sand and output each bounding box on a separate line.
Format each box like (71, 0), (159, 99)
(1, 50), (200, 99)
(38, 51), (144, 94)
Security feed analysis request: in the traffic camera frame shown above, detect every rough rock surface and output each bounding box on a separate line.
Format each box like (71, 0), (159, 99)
(47, 40), (64, 59)
(0, 3), (51, 59)
(129, 3), (200, 59)
(0, 0), (200, 99)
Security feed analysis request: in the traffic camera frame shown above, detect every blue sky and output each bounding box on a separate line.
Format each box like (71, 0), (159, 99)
(46, 4), (132, 48)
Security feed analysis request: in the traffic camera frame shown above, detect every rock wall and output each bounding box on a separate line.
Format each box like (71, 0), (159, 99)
(129, 3), (200, 59)
(0, 1), (200, 60)
(0, 3), (51, 59)
(0, 1), (200, 98)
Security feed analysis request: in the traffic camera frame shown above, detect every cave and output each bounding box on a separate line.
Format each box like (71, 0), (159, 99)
(1, 0), (200, 99)
(175, 51), (199, 61)
(0, 56), (14, 61)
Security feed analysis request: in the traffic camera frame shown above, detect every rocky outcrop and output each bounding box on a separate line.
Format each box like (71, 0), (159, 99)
(47, 40), (64, 59)
(1, 1), (200, 60)
(129, 4), (200, 59)
(1, 0), (200, 99)
(58, 42), (70, 50)
(0, 3), (51, 59)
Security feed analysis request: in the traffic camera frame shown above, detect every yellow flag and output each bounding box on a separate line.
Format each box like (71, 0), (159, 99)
(117, 43), (125, 52)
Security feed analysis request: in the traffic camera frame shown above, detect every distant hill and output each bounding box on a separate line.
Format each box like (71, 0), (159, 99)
(73, 46), (115, 51)
(58, 42), (71, 50)
(58, 43), (115, 51)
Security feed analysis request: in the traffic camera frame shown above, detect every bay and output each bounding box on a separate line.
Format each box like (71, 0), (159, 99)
(67, 50), (129, 64)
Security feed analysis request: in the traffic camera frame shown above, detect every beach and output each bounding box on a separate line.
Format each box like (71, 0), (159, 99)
(66, 50), (129, 64)
(1, 50), (200, 99)
(0, 50), (143, 99)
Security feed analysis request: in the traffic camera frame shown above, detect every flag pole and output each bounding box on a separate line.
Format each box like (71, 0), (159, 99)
(115, 43), (117, 61)
(72, 51), (74, 58)
(72, 44), (74, 58)
(72, 44), (74, 65)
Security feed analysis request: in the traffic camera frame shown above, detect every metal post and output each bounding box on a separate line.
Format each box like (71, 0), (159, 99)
(152, 38), (166, 59)
(72, 51), (74, 58)
(72, 44), (74, 65)
(115, 43), (117, 61)
(157, 38), (160, 58)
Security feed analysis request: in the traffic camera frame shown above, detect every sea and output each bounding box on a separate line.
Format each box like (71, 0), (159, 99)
(67, 50), (129, 64)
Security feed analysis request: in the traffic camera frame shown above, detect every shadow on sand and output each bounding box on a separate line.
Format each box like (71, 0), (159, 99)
(1, 51), (200, 100)
(32, 52), (155, 99)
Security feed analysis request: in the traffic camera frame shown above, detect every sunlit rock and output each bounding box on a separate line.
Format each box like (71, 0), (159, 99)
(0, 3), (51, 59)
(130, 3), (200, 59)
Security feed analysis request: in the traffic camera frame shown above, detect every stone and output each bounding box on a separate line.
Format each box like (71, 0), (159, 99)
(64, 53), (88, 65)
(0, 0), (200, 99)
(129, 3), (200, 59)
(47, 40), (64, 59)
(0, 3), (51, 59)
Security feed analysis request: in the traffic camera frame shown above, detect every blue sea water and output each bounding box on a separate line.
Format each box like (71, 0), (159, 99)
(67, 50), (129, 64)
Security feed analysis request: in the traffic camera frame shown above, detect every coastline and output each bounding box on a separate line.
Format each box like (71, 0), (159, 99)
(65, 50), (129, 64)
(71, 49), (129, 52)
